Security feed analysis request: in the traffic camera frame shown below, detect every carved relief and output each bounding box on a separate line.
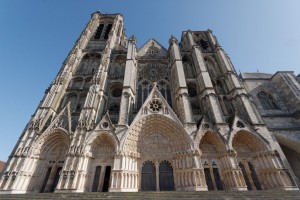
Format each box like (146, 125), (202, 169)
(138, 63), (169, 82)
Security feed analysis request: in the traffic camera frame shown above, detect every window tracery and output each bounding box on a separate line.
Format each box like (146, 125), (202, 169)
(75, 53), (101, 75)
(182, 55), (196, 78)
(109, 55), (126, 79)
(137, 63), (172, 109)
(108, 104), (120, 115)
(257, 91), (280, 110)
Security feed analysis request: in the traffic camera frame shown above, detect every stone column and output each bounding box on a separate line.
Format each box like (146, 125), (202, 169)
(169, 35), (196, 130)
(118, 36), (137, 125)
(220, 150), (247, 190)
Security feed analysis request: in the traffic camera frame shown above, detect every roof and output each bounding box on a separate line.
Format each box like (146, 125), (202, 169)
(0, 161), (5, 172)
(240, 72), (273, 80)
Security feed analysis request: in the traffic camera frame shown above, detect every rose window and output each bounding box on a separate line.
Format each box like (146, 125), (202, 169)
(149, 99), (162, 112)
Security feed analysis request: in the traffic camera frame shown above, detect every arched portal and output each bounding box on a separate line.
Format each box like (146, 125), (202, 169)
(88, 133), (116, 192)
(29, 130), (70, 193)
(232, 131), (267, 190)
(123, 114), (192, 191)
(200, 132), (226, 190)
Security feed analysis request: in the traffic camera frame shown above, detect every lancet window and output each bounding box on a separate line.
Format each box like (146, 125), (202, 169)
(109, 55), (126, 79)
(182, 55), (196, 78)
(94, 24), (104, 40)
(75, 53), (101, 75)
(104, 24), (112, 39)
(257, 91), (280, 110)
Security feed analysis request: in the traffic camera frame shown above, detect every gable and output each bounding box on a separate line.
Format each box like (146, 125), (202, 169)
(137, 38), (168, 59)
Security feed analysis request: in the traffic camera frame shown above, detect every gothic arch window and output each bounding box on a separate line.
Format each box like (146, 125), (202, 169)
(71, 77), (83, 88)
(200, 39), (210, 50)
(205, 57), (219, 79)
(94, 24), (104, 40)
(216, 79), (226, 95)
(117, 22), (122, 37)
(182, 55), (196, 78)
(108, 103), (119, 115)
(223, 96), (234, 115)
(104, 24), (112, 39)
(257, 91), (280, 110)
(137, 80), (151, 109)
(157, 80), (172, 106)
(109, 55), (126, 79)
(76, 94), (87, 112)
(65, 93), (78, 111)
(76, 53), (101, 75)
(191, 102), (201, 115)
(83, 77), (92, 89)
(187, 83), (197, 97)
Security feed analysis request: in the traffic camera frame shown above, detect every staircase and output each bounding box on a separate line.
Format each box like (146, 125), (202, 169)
(1, 191), (300, 200)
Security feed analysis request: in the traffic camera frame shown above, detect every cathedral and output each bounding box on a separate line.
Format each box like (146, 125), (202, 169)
(1, 11), (300, 194)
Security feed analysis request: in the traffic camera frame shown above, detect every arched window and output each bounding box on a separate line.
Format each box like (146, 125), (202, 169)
(65, 93), (77, 111)
(187, 83), (197, 97)
(257, 91), (280, 110)
(76, 53), (101, 75)
(108, 104), (119, 115)
(109, 55), (126, 79)
(223, 96), (234, 115)
(83, 77), (92, 89)
(104, 24), (112, 39)
(94, 24), (104, 40)
(205, 58), (219, 79)
(71, 77), (83, 88)
(182, 55), (196, 78)
(191, 102), (201, 115)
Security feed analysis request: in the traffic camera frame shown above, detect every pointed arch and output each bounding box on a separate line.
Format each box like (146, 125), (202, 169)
(204, 56), (220, 79)
(257, 91), (280, 110)
(75, 53), (101, 75)
(122, 114), (193, 158)
(199, 131), (227, 155)
(84, 132), (117, 192)
(182, 55), (196, 78)
(231, 130), (269, 154)
(199, 131), (226, 191)
(108, 103), (120, 115)
(29, 129), (70, 193)
(85, 132), (118, 157)
(109, 55), (126, 79)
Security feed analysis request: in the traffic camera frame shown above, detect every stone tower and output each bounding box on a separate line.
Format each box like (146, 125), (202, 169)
(0, 11), (299, 194)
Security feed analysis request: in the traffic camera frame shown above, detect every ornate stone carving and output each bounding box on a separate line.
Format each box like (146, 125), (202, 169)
(149, 97), (162, 112)
(146, 46), (159, 57)
(138, 63), (169, 82)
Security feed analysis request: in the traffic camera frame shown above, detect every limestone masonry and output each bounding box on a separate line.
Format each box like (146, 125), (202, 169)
(1, 11), (300, 193)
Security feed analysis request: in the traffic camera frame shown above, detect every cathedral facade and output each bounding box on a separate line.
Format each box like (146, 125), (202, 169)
(0, 11), (299, 193)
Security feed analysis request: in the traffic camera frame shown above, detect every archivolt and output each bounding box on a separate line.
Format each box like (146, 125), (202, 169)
(199, 131), (227, 154)
(122, 114), (193, 156)
(86, 132), (118, 155)
(32, 128), (71, 158)
(232, 130), (269, 153)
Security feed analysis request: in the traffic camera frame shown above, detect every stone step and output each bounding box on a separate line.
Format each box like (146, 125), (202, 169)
(1, 191), (300, 200)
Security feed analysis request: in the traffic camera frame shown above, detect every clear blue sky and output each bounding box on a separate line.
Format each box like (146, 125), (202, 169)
(0, 0), (300, 162)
